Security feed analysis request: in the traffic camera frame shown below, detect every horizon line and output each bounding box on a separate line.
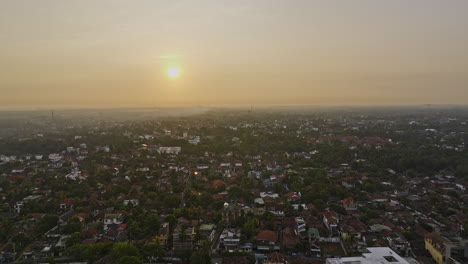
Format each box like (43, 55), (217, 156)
(0, 103), (467, 112)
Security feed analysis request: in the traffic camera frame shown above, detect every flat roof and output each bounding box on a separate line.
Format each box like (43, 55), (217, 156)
(326, 247), (410, 264)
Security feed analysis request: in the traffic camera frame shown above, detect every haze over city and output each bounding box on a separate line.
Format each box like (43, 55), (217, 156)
(1, 0), (468, 108)
(1, 2), (468, 264)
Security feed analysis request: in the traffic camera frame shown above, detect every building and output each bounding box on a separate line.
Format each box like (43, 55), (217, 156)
(13, 202), (24, 213)
(445, 240), (468, 264)
(256, 230), (279, 251)
(157, 147), (181, 155)
(219, 229), (241, 250)
(188, 136), (200, 145)
(59, 198), (74, 210)
(386, 233), (411, 256)
(155, 222), (170, 247)
(104, 214), (123, 231)
(341, 197), (358, 210)
(425, 232), (451, 264)
(222, 202), (242, 228)
(326, 247), (410, 264)
(172, 225), (195, 253)
(321, 210), (340, 235)
(295, 217), (307, 239)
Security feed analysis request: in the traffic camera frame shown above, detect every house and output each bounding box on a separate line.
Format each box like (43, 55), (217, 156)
(105, 224), (128, 242)
(74, 213), (89, 222)
(219, 229), (241, 250)
(188, 136), (200, 145)
(282, 227), (300, 250)
(123, 199), (139, 206)
(239, 243), (253, 253)
(48, 153), (62, 162)
(14, 202), (24, 213)
(370, 224), (392, 233)
(197, 164), (209, 170)
(248, 171), (261, 179)
(292, 204), (307, 211)
(340, 223), (360, 242)
(260, 192), (280, 199)
(341, 177), (355, 188)
(295, 217), (308, 239)
(256, 230), (279, 251)
(65, 168), (87, 181)
(341, 197), (358, 210)
(340, 220), (368, 241)
(157, 147), (181, 155)
(41, 245), (54, 258)
(286, 192), (301, 202)
(60, 198), (74, 210)
(308, 228), (322, 256)
(320, 210), (340, 235)
(254, 198), (265, 206)
(270, 204), (284, 217)
(155, 222), (170, 247)
(104, 214), (123, 230)
(212, 180), (227, 188)
(371, 196), (389, 203)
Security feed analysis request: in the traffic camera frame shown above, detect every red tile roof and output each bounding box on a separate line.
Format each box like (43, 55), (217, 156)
(60, 198), (74, 205)
(341, 197), (355, 204)
(212, 180), (227, 187)
(257, 230), (278, 242)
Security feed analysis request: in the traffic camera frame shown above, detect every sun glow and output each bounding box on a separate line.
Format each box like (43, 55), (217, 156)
(167, 67), (181, 78)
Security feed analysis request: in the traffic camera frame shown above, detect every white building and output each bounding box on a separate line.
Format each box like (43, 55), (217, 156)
(326, 247), (412, 264)
(157, 147), (181, 155)
(14, 202), (24, 213)
(48, 153), (62, 162)
(123, 199), (140, 206)
(65, 168), (85, 181)
(1, 155), (16, 162)
(260, 192), (279, 199)
(188, 136), (200, 145)
(104, 214), (123, 230)
(219, 229), (241, 249)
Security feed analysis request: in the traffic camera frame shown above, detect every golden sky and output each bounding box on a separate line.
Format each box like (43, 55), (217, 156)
(1, 0), (467, 108)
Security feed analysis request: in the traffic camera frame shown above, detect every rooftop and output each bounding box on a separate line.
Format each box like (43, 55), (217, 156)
(326, 247), (410, 264)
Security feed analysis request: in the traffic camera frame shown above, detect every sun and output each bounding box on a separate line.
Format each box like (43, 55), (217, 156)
(167, 67), (181, 78)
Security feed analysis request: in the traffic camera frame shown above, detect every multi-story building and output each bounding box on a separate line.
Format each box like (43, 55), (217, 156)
(425, 232), (450, 264)
(445, 240), (468, 264)
(386, 233), (411, 256)
(172, 225), (195, 253)
(155, 222), (170, 247)
(199, 224), (216, 242)
(326, 247), (410, 264)
(219, 229), (241, 250)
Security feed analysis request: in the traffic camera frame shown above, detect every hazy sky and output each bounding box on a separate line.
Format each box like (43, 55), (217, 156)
(1, 0), (468, 108)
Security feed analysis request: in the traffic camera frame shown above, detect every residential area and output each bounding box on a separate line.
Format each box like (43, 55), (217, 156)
(0, 108), (467, 264)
